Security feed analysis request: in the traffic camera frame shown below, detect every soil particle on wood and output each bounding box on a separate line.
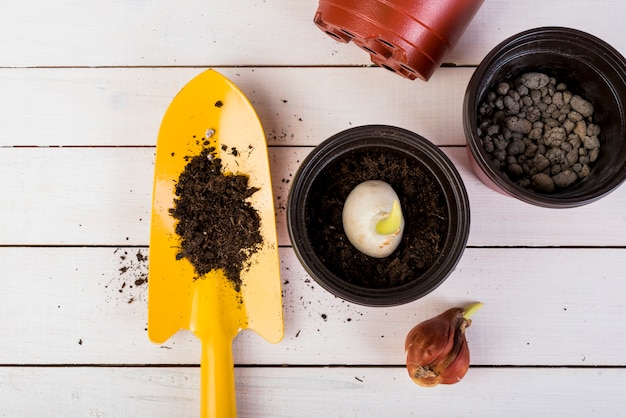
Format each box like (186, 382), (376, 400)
(106, 248), (149, 304)
(170, 146), (263, 290)
(306, 150), (447, 289)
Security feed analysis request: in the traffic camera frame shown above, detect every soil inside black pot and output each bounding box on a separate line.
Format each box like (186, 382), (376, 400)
(305, 149), (448, 289)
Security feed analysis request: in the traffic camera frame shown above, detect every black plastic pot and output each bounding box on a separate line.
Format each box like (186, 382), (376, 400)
(287, 125), (470, 306)
(464, 27), (626, 208)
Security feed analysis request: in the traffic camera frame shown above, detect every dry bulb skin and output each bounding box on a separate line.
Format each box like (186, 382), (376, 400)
(405, 302), (482, 387)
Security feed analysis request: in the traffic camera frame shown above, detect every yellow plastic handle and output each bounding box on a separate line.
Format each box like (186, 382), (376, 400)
(190, 273), (244, 418)
(201, 335), (236, 418)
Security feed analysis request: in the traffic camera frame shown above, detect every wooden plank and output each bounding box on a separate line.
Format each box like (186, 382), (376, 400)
(2, 146), (626, 247)
(0, 147), (153, 246)
(1, 366), (625, 417)
(1, 1), (624, 67)
(0, 247), (624, 366)
(0, 67), (473, 147)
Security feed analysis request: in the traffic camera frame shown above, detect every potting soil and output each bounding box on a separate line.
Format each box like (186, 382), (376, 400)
(306, 150), (447, 288)
(170, 146), (263, 290)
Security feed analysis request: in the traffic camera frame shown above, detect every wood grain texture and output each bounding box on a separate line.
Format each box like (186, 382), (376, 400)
(1, 366), (625, 417)
(2, 1), (626, 415)
(1, 246), (624, 366)
(0, 67), (472, 147)
(1, 1), (624, 67)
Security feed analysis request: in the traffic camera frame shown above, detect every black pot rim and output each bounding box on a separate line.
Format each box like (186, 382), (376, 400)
(464, 26), (626, 208)
(287, 125), (470, 306)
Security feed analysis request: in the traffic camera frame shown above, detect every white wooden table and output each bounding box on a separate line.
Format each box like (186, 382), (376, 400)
(2, 1), (626, 416)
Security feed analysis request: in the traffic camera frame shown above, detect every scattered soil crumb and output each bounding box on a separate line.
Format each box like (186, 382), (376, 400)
(107, 248), (149, 304)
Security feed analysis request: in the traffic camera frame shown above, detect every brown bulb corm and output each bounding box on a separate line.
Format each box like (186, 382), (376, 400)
(404, 302), (482, 387)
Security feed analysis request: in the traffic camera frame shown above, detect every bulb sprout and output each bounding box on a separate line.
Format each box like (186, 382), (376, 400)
(462, 302), (483, 320)
(375, 199), (403, 236)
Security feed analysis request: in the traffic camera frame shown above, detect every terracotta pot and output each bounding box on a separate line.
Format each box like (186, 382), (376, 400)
(314, 0), (484, 80)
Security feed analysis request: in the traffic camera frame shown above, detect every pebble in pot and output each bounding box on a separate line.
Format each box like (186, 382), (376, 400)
(477, 72), (601, 193)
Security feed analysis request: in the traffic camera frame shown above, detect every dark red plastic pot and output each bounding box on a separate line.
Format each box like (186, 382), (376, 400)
(463, 27), (626, 208)
(314, 0), (484, 80)
(287, 125), (470, 306)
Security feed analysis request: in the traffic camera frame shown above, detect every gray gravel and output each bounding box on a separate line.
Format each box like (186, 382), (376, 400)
(477, 72), (601, 193)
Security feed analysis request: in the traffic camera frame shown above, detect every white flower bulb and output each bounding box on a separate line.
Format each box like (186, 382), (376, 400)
(342, 180), (405, 258)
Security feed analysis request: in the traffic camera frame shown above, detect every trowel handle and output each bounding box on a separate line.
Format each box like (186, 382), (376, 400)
(201, 337), (236, 418)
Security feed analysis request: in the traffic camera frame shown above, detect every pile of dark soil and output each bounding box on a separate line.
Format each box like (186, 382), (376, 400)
(170, 146), (262, 290)
(305, 150), (447, 288)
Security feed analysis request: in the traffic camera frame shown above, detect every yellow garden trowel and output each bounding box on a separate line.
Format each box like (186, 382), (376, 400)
(148, 69), (283, 417)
